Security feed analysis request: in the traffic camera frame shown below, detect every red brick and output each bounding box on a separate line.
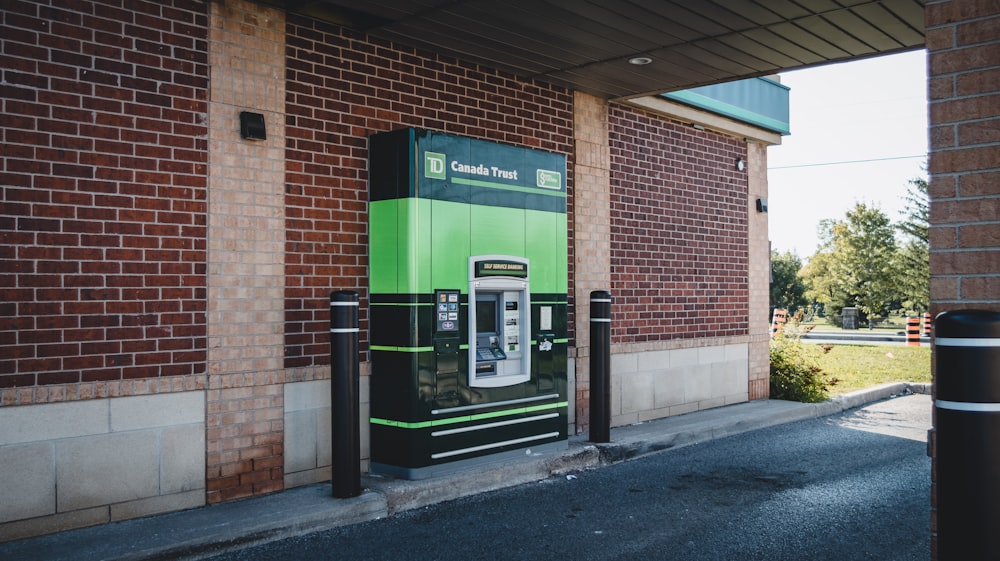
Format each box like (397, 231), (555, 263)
(959, 171), (1000, 197)
(926, 0), (1000, 27)
(956, 67), (1000, 96)
(959, 224), (1000, 248)
(929, 145), (1000, 174)
(930, 248), (1000, 275)
(930, 276), (959, 302)
(929, 225), (958, 250)
(962, 276), (1000, 300)
(283, 14), (573, 367)
(958, 118), (1000, 146)
(605, 105), (749, 343)
(929, 93), (1000, 125)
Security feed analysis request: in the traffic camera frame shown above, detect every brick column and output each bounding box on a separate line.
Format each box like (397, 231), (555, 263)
(926, 2), (1000, 315)
(926, 1), (1000, 557)
(205, 0), (287, 503)
(747, 140), (771, 400)
(572, 92), (613, 435)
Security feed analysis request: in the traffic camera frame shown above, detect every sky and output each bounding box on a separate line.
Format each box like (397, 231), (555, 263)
(766, 49), (929, 259)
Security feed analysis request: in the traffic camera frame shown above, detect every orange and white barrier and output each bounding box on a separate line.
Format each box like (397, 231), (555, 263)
(906, 316), (921, 346)
(770, 308), (787, 338)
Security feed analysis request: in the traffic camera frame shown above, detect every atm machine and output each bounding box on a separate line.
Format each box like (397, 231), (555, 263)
(368, 128), (568, 479)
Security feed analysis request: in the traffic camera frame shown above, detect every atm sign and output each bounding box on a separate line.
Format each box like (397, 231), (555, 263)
(536, 169), (562, 189)
(424, 151), (447, 180)
(475, 260), (528, 278)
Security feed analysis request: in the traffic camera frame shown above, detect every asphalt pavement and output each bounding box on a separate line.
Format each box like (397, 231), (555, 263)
(0, 382), (931, 561)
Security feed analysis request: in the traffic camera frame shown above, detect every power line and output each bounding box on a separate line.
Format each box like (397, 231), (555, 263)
(768, 154), (927, 170)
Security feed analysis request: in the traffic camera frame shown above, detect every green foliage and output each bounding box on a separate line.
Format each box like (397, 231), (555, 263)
(769, 250), (809, 313)
(769, 332), (836, 403)
(895, 239), (929, 314)
(895, 177), (929, 314)
(801, 248), (847, 324)
(802, 203), (899, 327)
(898, 176), (929, 243)
(801, 173), (930, 324)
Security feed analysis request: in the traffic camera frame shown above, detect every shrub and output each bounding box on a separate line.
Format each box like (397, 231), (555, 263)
(769, 333), (837, 403)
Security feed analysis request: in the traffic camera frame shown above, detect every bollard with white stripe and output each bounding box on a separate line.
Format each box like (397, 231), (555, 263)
(590, 290), (612, 443)
(330, 291), (361, 498)
(934, 309), (1000, 559)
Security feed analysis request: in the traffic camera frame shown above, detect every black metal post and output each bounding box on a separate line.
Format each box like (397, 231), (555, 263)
(935, 309), (1000, 559)
(590, 290), (612, 443)
(330, 291), (361, 498)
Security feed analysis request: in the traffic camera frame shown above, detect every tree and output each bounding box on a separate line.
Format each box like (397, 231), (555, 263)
(801, 203), (898, 327)
(769, 250), (809, 313)
(898, 176), (929, 243)
(895, 176), (929, 314)
(842, 203), (898, 323)
(803, 220), (850, 316)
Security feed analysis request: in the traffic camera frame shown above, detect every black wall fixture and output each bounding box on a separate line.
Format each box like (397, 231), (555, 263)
(239, 111), (266, 140)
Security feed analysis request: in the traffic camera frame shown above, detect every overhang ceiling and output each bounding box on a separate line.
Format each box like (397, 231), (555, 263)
(288, 0), (925, 99)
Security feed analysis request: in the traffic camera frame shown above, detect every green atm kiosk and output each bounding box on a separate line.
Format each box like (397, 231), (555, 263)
(368, 128), (568, 479)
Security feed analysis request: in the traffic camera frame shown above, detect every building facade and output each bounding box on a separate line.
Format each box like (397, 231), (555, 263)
(0, 0), (784, 539)
(11, 4), (997, 556)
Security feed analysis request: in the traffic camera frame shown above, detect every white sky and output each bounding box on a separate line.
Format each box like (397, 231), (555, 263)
(766, 49), (929, 258)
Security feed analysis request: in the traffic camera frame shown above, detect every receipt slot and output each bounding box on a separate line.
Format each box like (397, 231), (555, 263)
(469, 256), (531, 387)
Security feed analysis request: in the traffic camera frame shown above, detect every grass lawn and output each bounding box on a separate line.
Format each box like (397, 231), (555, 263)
(814, 344), (932, 396)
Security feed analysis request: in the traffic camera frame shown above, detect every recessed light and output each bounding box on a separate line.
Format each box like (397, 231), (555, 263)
(628, 56), (653, 66)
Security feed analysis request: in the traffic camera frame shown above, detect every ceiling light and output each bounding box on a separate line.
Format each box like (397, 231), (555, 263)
(628, 56), (653, 66)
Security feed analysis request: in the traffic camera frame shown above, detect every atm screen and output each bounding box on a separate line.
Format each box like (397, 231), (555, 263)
(476, 295), (498, 334)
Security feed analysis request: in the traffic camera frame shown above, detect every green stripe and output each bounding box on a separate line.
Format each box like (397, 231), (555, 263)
(371, 401), (568, 429)
(372, 300), (565, 305)
(451, 177), (567, 198)
(373, 342), (564, 352)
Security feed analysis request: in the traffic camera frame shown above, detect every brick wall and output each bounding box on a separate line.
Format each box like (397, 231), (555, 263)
(282, 15), (575, 368)
(572, 92), (612, 433)
(925, 1), (1000, 558)
(608, 105), (750, 343)
(926, 1), (1000, 315)
(746, 139), (771, 400)
(1, 0), (209, 403)
(203, 0), (287, 505)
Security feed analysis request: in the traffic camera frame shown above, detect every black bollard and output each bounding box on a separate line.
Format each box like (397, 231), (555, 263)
(935, 309), (1000, 559)
(330, 291), (361, 498)
(590, 290), (612, 443)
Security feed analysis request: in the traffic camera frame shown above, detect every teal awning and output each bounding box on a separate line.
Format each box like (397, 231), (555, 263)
(662, 77), (790, 135)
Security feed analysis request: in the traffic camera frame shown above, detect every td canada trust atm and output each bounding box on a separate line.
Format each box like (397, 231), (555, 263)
(368, 128), (568, 479)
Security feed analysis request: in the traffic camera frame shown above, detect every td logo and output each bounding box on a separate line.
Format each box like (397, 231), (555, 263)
(424, 152), (446, 180)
